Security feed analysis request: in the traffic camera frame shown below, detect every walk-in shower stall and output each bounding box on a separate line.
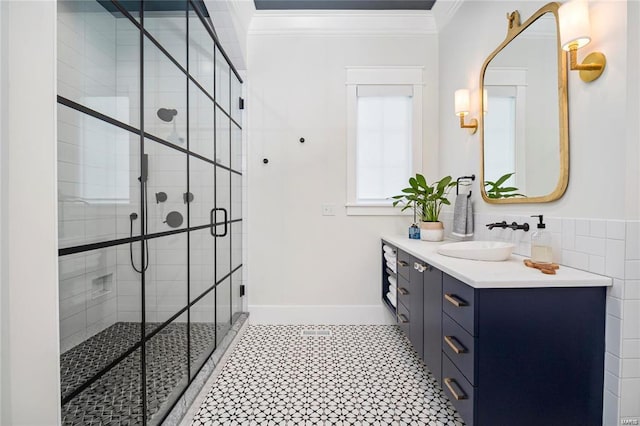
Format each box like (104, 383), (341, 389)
(57, 1), (243, 423)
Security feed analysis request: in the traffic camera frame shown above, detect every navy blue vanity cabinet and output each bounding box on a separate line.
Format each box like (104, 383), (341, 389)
(420, 261), (443, 383)
(441, 274), (607, 426)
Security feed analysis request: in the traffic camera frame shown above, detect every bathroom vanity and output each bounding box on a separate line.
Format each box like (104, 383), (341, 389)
(381, 236), (611, 426)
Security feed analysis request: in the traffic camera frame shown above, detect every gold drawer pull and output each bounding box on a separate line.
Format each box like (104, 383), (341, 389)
(398, 287), (409, 296)
(398, 260), (409, 267)
(444, 293), (467, 307)
(444, 335), (467, 354)
(397, 314), (409, 323)
(444, 377), (468, 401)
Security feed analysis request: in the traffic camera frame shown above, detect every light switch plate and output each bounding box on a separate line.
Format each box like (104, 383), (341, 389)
(322, 204), (336, 216)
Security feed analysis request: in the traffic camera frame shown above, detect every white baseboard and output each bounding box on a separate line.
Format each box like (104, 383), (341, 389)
(248, 304), (396, 325)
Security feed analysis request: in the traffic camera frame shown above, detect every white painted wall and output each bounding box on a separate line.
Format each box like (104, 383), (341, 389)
(246, 15), (439, 323)
(0, 0), (60, 424)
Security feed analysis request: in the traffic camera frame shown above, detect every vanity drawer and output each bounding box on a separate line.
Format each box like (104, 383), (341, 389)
(442, 354), (475, 426)
(397, 274), (411, 310)
(443, 274), (476, 335)
(443, 313), (476, 385)
(397, 249), (412, 280)
(397, 301), (410, 335)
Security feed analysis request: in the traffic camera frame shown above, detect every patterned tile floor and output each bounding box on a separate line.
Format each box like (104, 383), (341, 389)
(190, 325), (465, 426)
(61, 321), (227, 426)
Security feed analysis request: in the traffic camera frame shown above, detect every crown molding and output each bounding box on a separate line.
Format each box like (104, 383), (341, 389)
(431, 0), (464, 31)
(249, 10), (438, 36)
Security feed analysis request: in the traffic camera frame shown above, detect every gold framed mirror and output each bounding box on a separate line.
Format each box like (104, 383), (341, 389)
(480, 2), (568, 204)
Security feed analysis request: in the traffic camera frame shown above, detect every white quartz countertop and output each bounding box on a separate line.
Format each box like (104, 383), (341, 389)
(382, 235), (612, 289)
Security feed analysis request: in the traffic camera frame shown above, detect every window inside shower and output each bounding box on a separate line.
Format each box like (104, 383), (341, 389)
(56, 1), (244, 424)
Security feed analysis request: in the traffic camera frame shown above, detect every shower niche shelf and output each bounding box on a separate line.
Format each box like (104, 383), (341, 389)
(91, 273), (113, 300)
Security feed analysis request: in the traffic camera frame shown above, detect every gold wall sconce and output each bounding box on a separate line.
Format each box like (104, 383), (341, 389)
(454, 89), (477, 134)
(558, 0), (606, 82)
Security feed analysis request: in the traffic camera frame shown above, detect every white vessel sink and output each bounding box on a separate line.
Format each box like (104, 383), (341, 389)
(437, 241), (514, 261)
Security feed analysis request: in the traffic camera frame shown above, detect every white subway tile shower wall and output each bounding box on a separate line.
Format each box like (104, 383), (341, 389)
(59, 247), (120, 353)
(442, 212), (640, 421)
(57, 3), (137, 352)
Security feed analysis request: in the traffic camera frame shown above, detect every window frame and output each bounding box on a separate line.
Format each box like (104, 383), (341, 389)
(346, 67), (423, 216)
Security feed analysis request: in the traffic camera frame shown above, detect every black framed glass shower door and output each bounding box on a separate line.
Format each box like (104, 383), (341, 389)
(56, 1), (244, 424)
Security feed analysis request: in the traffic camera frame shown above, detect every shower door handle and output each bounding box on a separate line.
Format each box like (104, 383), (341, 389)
(210, 208), (218, 236)
(210, 208), (229, 237)
(219, 208), (228, 237)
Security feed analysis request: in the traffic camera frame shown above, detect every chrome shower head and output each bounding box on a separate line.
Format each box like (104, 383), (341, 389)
(157, 108), (178, 122)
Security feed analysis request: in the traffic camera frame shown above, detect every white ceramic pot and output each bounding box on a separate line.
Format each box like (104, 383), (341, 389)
(420, 221), (444, 242)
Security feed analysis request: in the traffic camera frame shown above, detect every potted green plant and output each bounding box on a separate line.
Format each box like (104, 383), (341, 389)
(392, 173), (456, 241)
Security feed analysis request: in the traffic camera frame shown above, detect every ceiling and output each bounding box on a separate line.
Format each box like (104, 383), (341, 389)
(254, 0), (436, 11)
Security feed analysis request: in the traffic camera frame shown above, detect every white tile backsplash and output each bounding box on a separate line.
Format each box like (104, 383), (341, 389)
(591, 220), (607, 238)
(623, 300), (640, 339)
(611, 279), (626, 300)
(607, 315), (623, 357)
(603, 390), (619, 426)
(576, 219), (590, 236)
(626, 260), (640, 280)
(626, 222), (640, 260)
(623, 359), (640, 378)
(607, 220), (627, 241)
(620, 379), (640, 417)
(606, 352), (622, 376)
(606, 239), (626, 280)
(623, 340), (640, 359)
(605, 371), (621, 397)
(561, 218), (576, 250)
(626, 280), (640, 300)
(563, 249), (589, 270)
(607, 296), (623, 319)
(575, 235), (606, 256)
(589, 255), (606, 275)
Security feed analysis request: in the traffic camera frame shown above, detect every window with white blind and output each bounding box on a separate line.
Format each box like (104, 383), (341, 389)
(346, 67), (423, 215)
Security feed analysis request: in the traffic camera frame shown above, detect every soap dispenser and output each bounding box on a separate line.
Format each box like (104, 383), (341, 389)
(530, 215), (552, 263)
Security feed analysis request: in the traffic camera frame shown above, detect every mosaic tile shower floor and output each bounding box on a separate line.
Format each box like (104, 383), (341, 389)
(61, 321), (224, 426)
(190, 325), (464, 426)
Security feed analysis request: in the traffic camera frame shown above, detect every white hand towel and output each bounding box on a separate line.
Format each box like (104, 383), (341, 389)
(389, 284), (397, 294)
(388, 276), (397, 287)
(383, 245), (396, 255)
(386, 291), (397, 307)
(452, 193), (474, 238)
(386, 261), (397, 273)
(384, 252), (397, 264)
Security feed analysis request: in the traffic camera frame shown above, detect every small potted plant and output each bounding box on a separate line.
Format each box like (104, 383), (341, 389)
(392, 174), (456, 241)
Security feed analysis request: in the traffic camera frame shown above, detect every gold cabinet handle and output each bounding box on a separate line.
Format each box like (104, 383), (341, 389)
(397, 314), (409, 323)
(444, 293), (467, 307)
(398, 260), (409, 267)
(398, 287), (409, 296)
(444, 335), (467, 354)
(444, 377), (467, 401)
